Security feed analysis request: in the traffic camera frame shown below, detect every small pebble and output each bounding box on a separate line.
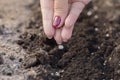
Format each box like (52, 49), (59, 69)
(24, 69), (36, 80)
(94, 15), (99, 19)
(12, 63), (20, 69)
(106, 34), (110, 37)
(103, 60), (107, 66)
(95, 28), (99, 31)
(108, 57), (112, 61)
(87, 11), (92, 16)
(60, 70), (64, 73)
(93, 6), (98, 10)
(119, 63), (120, 66)
(117, 70), (120, 73)
(55, 72), (60, 76)
(98, 46), (101, 49)
(91, 52), (95, 55)
(51, 73), (54, 76)
(58, 44), (64, 50)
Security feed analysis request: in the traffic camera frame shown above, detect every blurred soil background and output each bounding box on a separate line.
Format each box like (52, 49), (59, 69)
(0, 0), (120, 80)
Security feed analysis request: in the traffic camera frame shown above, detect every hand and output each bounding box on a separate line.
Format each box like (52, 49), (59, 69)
(40, 0), (90, 44)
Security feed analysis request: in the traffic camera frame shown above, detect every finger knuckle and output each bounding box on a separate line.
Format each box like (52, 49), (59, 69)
(65, 20), (73, 28)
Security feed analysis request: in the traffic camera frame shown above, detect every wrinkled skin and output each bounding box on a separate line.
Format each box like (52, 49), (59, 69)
(40, 0), (91, 44)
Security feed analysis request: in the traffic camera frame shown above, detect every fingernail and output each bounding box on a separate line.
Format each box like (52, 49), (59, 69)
(48, 36), (53, 39)
(57, 42), (62, 45)
(53, 16), (61, 28)
(57, 40), (62, 44)
(63, 39), (68, 42)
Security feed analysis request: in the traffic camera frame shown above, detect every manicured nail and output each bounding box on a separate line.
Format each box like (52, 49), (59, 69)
(53, 16), (61, 28)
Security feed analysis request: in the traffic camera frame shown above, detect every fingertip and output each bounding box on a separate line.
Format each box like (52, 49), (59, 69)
(48, 36), (53, 39)
(54, 29), (62, 44)
(44, 29), (55, 39)
(61, 27), (73, 42)
(54, 36), (62, 44)
(57, 41), (62, 45)
(63, 39), (68, 43)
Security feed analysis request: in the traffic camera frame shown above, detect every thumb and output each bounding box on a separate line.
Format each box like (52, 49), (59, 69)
(53, 0), (69, 28)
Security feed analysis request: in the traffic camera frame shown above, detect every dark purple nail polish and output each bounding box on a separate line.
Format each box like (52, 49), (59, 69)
(53, 16), (61, 28)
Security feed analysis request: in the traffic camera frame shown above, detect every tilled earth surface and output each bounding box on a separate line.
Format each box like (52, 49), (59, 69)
(0, 0), (120, 80)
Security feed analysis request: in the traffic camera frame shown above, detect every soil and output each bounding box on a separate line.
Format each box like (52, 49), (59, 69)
(0, 0), (120, 80)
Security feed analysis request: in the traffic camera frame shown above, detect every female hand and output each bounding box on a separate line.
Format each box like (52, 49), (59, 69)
(40, 0), (90, 44)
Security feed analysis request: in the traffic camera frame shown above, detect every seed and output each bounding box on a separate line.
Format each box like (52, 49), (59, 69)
(58, 44), (64, 50)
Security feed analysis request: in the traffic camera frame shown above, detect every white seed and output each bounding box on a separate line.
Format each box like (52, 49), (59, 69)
(58, 44), (64, 50)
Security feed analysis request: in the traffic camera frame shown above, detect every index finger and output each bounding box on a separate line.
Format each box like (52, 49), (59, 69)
(40, 0), (55, 39)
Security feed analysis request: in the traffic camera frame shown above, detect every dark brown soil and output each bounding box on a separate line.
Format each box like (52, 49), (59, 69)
(0, 0), (120, 80)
